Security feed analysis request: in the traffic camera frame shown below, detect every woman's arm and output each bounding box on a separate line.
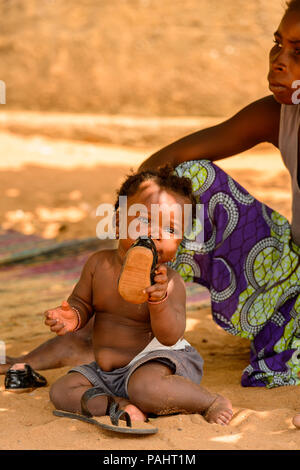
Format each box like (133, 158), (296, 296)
(139, 95), (281, 171)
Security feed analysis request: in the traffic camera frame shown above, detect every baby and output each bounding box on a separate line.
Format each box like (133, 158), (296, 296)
(46, 166), (233, 428)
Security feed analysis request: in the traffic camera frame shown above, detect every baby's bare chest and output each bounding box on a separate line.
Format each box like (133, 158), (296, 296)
(91, 263), (150, 321)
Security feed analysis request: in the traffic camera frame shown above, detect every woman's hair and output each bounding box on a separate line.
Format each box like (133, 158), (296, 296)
(285, 0), (300, 12)
(114, 165), (198, 218)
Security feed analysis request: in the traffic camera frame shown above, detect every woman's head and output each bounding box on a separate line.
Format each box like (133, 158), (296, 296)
(268, 0), (300, 104)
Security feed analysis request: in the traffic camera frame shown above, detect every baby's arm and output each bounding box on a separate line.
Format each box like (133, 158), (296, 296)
(44, 252), (99, 335)
(145, 265), (186, 346)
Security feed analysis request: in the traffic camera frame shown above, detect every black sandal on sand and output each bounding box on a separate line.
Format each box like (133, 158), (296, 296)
(118, 237), (158, 304)
(53, 387), (158, 435)
(4, 364), (47, 393)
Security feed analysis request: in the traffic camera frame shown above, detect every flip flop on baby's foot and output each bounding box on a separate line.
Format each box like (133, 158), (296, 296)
(204, 394), (233, 425)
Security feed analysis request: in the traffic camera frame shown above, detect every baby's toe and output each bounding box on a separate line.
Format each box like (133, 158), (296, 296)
(216, 411), (231, 425)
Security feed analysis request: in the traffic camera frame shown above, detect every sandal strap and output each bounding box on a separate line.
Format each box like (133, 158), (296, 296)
(107, 396), (132, 428)
(29, 367), (47, 385)
(81, 387), (111, 417)
(81, 388), (132, 428)
(132, 237), (158, 284)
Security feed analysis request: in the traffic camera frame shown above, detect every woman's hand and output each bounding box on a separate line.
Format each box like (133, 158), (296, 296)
(144, 264), (168, 302)
(44, 301), (79, 336)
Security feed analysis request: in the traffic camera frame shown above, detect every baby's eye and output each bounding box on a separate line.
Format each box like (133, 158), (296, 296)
(163, 226), (175, 234)
(273, 39), (282, 48)
(294, 48), (300, 56)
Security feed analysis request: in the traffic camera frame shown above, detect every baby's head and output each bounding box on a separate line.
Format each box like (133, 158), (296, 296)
(268, 0), (300, 104)
(114, 165), (198, 263)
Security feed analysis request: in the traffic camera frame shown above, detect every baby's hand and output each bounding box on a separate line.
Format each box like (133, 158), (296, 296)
(44, 301), (79, 336)
(144, 264), (168, 302)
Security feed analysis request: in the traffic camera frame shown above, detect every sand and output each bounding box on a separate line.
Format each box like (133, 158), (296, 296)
(0, 126), (299, 451)
(0, 0), (283, 116)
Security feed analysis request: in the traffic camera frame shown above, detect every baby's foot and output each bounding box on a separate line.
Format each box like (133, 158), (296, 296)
(0, 357), (21, 374)
(204, 394), (233, 425)
(292, 412), (300, 428)
(124, 403), (147, 423)
(115, 397), (147, 423)
(10, 363), (26, 370)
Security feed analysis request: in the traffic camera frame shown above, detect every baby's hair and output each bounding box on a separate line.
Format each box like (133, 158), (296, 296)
(114, 165), (198, 219)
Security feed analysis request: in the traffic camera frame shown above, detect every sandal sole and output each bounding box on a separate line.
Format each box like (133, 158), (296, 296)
(53, 410), (158, 435)
(118, 246), (154, 304)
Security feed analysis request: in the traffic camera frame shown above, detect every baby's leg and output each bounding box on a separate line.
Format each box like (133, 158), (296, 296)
(50, 372), (107, 414)
(50, 372), (146, 421)
(127, 361), (233, 425)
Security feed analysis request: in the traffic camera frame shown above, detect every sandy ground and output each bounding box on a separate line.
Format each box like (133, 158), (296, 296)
(0, 128), (298, 451)
(0, 0), (283, 116)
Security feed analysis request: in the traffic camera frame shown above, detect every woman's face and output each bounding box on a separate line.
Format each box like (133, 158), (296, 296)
(268, 9), (300, 104)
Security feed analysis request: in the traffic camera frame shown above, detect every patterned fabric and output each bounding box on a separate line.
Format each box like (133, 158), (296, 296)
(171, 160), (300, 388)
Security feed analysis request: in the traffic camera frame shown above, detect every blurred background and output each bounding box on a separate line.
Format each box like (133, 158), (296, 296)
(0, 0), (285, 115)
(0, 0), (290, 241)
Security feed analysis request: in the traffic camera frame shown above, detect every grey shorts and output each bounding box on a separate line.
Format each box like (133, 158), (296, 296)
(68, 346), (204, 399)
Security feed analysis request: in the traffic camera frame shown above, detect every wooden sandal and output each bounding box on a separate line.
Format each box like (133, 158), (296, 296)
(118, 237), (158, 304)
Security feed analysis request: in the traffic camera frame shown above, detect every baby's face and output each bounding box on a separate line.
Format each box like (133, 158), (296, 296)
(118, 180), (191, 264)
(268, 9), (300, 104)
